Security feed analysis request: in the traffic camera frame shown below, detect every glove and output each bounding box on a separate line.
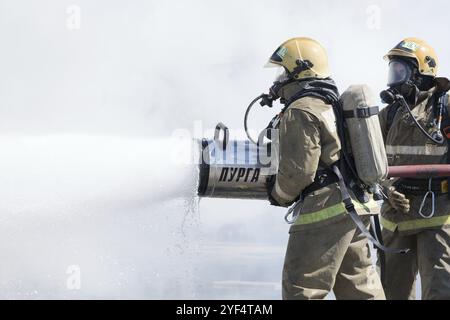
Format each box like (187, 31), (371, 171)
(387, 186), (410, 214)
(266, 175), (283, 207)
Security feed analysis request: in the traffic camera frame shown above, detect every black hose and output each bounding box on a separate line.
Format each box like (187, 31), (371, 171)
(381, 89), (445, 145)
(399, 95), (445, 145)
(244, 94), (265, 145)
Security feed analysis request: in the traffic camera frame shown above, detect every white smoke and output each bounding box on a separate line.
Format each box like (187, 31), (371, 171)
(0, 135), (199, 298)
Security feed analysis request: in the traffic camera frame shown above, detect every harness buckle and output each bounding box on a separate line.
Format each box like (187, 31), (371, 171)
(344, 200), (356, 213)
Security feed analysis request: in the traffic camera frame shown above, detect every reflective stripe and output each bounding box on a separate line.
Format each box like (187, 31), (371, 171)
(294, 199), (379, 226)
(386, 145), (448, 156)
(274, 180), (297, 202)
(381, 214), (450, 232)
(380, 216), (397, 232)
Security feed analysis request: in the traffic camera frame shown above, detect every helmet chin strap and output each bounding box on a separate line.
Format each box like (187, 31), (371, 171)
(290, 59), (314, 79)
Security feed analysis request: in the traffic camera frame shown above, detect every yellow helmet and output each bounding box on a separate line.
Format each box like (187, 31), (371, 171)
(266, 37), (331, 80)
(384, 37), (438, 77)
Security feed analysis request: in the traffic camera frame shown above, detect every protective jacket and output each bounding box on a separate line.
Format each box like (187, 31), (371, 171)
(379, 86), (450, 235)
(270, 80), (379, 232)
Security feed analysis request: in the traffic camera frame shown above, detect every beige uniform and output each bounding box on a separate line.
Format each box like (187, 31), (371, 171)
(270, 87), (384, 300)
(378, 87), (450, 300)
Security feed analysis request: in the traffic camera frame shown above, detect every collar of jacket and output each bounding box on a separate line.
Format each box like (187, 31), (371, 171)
(410, 86), (436, 112)
(278, 78), (340, 107)
(418, 87), (436, 104)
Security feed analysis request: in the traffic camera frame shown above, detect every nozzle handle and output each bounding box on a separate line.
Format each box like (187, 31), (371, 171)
(214, 122), (229, 151)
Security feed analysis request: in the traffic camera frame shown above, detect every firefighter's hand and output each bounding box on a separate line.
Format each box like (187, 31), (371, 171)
(387, 187), (410, 214)
(266, 176), (283, 207)
(268, 193), (283, 207)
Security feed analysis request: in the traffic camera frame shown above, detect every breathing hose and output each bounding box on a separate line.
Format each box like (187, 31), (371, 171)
(381, 89), (445, 145)
(401, 96), (445, 145)
(244, 93), (279, 145)
(244, 94), (265, 145)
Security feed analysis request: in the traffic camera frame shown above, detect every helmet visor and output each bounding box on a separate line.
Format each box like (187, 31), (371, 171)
(387, 60), (412, 87)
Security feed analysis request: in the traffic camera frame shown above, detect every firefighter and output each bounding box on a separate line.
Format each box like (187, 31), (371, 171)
(266, 37), (385, 300)
(378, 37), (450, 300)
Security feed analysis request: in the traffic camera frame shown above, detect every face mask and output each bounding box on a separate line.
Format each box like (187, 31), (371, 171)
(387, 59), (413, 87)
(266, 67), (294, 103)
(274, 66), (290, 83)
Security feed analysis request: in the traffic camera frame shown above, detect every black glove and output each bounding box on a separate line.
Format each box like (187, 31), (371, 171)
(266, 175), (283, 207)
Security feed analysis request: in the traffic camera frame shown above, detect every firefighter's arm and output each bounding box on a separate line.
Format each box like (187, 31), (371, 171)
(377, 107), (410, 213)
(269, 108), (321, 207)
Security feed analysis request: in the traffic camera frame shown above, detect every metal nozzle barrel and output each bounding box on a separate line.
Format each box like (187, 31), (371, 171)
(197, 124), (279, 200)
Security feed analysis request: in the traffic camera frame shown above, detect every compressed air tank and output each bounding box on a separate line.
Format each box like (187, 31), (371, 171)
(340, 84), (388, 185)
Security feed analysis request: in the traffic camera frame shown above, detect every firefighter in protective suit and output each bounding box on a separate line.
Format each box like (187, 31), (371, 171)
(265, 37), (385, 300)
(378, 38), (450, 300)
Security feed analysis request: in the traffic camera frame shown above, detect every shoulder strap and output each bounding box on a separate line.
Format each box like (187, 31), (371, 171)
(386, 102), (401, 132)
(331, 165), (409, 254)
(442, 93), (450, 126)
(439, 93), (450, 142)
(330, 100), (368, 201)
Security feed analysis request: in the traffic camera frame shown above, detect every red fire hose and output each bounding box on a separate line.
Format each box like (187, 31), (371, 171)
(388, 165), (450, 178)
